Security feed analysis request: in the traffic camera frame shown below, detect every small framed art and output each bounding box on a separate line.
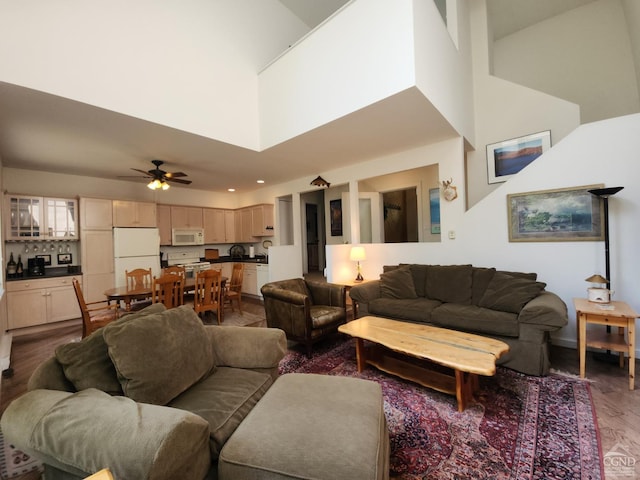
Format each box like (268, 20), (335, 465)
(487, 130), (551, 184)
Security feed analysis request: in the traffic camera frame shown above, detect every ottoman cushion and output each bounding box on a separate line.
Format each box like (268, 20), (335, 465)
(218, 373), (389, 480)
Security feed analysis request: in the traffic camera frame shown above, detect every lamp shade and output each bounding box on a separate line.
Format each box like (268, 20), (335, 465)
(349, 246), (366, 262)
(585, 274), (608, 284)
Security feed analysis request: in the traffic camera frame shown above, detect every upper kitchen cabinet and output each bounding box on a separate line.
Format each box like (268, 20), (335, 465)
(79, 197), (112, 230)
(112, 200), (156, 227)
(157, 204), (172, 245)
(251, 204), (274, 237)
(203, 208), (235, 243)
(171, 206), (203, 229)
(5, 195), (78, 240)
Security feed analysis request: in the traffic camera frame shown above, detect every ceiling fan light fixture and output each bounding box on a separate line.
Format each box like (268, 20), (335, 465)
(161, 181), (170, 190)
(147, 179), (162, 190)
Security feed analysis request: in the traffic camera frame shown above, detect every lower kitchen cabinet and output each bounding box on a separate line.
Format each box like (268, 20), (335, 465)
(241, 263), (257, 296)
(6, 276), (82, 330)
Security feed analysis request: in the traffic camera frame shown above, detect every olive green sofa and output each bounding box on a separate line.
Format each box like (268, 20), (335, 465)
(349, 264), (568, 376)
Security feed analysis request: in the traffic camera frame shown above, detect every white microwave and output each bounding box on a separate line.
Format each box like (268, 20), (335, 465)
(172, 228), (205, 246)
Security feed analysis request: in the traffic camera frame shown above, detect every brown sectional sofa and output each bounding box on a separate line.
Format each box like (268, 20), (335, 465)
(349, 264), (568, 376)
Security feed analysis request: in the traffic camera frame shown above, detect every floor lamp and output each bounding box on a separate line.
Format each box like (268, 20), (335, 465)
(588, 186), (624, 361)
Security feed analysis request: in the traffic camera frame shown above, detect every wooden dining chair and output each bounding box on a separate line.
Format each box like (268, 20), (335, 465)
(152, 274), (184, 309)
(125, 267), (153, 310)
(224, 263), (244, 313)
(73, 278), (120, 338)
(162, 265), (186, 279)
(193, 269), (223, 324)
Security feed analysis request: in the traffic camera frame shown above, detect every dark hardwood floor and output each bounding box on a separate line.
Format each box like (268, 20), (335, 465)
(1, 294), (638, 480)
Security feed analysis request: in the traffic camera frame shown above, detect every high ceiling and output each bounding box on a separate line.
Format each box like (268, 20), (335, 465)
(0, 1), (617, 194)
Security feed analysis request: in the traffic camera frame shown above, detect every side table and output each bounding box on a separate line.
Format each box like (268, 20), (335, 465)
(573, 298), (638, 390)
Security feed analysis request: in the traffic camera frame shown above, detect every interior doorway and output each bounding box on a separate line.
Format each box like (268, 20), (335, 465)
(305, 203), (320, 272)
(383, 188), (418, 242)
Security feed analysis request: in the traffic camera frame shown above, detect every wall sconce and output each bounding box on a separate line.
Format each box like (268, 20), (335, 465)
(349, 246), (366, 282)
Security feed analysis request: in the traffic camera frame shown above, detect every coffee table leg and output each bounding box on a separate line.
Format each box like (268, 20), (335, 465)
(354, 338), (367, 372)
(455, 370), (477, 412)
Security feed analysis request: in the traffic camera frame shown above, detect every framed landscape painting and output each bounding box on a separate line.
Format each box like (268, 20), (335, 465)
(507, 184), (604, 242)
(487, 131), (551, 184)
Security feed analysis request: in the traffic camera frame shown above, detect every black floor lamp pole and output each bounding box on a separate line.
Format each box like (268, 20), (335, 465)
(588, 186), (624, 359)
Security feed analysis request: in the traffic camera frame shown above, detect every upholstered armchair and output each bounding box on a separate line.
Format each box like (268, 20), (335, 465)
(261, 278), (347, 357)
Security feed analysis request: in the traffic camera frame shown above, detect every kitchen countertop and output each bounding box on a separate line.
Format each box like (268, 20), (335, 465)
(204, 255), (268, 264)
(6, 266), (83, 281)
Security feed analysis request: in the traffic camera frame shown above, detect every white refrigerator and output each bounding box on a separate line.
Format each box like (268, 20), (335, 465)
(113, 227), (161, 287)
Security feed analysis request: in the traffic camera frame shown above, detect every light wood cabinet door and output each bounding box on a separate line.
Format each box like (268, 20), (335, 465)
(113, 201), (157, 227)
(157, 204), (172, 245)
(224, 210), (235, 243)
(171, 206), (203, 229)
(203, 208), (225, 243)
(242, 263), (257, 296)
(80, 198), (113, 230)
(6, 276), (82, 329)
(240, 208), (257, 243)
(81, 229), (114, 303)
(251, 204), (274, 237)
(5, 195), (43, 240)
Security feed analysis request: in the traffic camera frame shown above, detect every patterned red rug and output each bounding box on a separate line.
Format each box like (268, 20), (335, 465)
(279, 337), (604, 480)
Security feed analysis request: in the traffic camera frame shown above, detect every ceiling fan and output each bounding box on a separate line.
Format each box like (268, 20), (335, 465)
(124, 160), (192, 190)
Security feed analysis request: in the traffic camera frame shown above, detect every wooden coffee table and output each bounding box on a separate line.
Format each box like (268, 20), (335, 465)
(338, 316), (510, 411)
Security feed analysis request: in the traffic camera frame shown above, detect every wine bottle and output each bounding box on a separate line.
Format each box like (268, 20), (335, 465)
(6, 252), (17, 278)
(16, 254), (24, 277)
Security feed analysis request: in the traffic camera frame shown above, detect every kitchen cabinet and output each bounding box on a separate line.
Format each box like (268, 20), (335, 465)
(234, 208), (257, 243)
(80, 197), (112, 230)
(251, 204), (274, 237)
(157, 204), (172, 245)
(242, 263), (258, 296)
(80, 229), (114, 303)
(203, 208), (236, 243)
(171, 206), (203, 229)
(112, 201), (156, 227)
(5, 195), (78, 240)
(6, 276), (82, 330)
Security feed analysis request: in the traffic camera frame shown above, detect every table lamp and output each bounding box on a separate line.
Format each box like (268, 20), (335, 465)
(349, 246), (366, 282)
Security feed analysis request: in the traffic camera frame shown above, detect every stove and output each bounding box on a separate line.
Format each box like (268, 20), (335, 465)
(166, 252), (211, 278)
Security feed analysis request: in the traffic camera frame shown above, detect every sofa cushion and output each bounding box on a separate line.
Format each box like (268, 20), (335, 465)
(431, 303), (520, 337)
(380, 265), (418, 299)
(426, 265), (473, 304)
(54, 303), (167, 395)
(479, 272), (547, 314)
(103, 305), (214, 405)
(471, 267), (496, 305)
(369, 297), (441, 323)
(168, 366), (273, 461)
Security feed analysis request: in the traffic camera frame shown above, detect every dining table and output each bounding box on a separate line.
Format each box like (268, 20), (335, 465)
(104, 276), (227, 312)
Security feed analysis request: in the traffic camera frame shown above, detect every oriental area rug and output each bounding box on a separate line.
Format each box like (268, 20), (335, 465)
(279, 337), (604, 480)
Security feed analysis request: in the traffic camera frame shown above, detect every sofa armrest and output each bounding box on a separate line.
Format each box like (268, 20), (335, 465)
(349, 280), (382, 316)
(306, 281), (346, 308)
(260, 285), (309, 306)
(27, 357), (76, 393)
(518, 291), (568, 330)
(0, 388), (211, 480)
(206, 325), (287, 369)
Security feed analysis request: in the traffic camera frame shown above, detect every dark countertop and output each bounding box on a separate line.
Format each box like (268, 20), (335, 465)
(6, 266), (83, 281)
(204, 255), (268, 264)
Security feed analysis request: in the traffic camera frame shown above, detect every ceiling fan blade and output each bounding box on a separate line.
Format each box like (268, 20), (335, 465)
(165, 172), (187, 178)
(131, 168), (154, 177)
(167, 177), (192, 185)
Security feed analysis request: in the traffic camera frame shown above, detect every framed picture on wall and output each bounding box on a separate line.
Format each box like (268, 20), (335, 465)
(36, 254), (52, 266)
(57, 253), (73, 265)
(507, 184), (604, 242)
(487, 130), (551, 184)
(429, 188), (441, 234)
(330, 199), (343, 236)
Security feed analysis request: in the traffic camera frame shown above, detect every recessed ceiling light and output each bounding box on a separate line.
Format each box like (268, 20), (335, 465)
(228, 188), (235, 192)
(257, 180), (265, 184)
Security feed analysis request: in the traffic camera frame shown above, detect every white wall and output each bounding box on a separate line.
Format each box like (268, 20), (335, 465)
(328, 113), (640, 355)
(492, 0), (640, 125)
(465, 0), (581, 209)
(259, 0), (417, 149)
(0, 0), (309, 150)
